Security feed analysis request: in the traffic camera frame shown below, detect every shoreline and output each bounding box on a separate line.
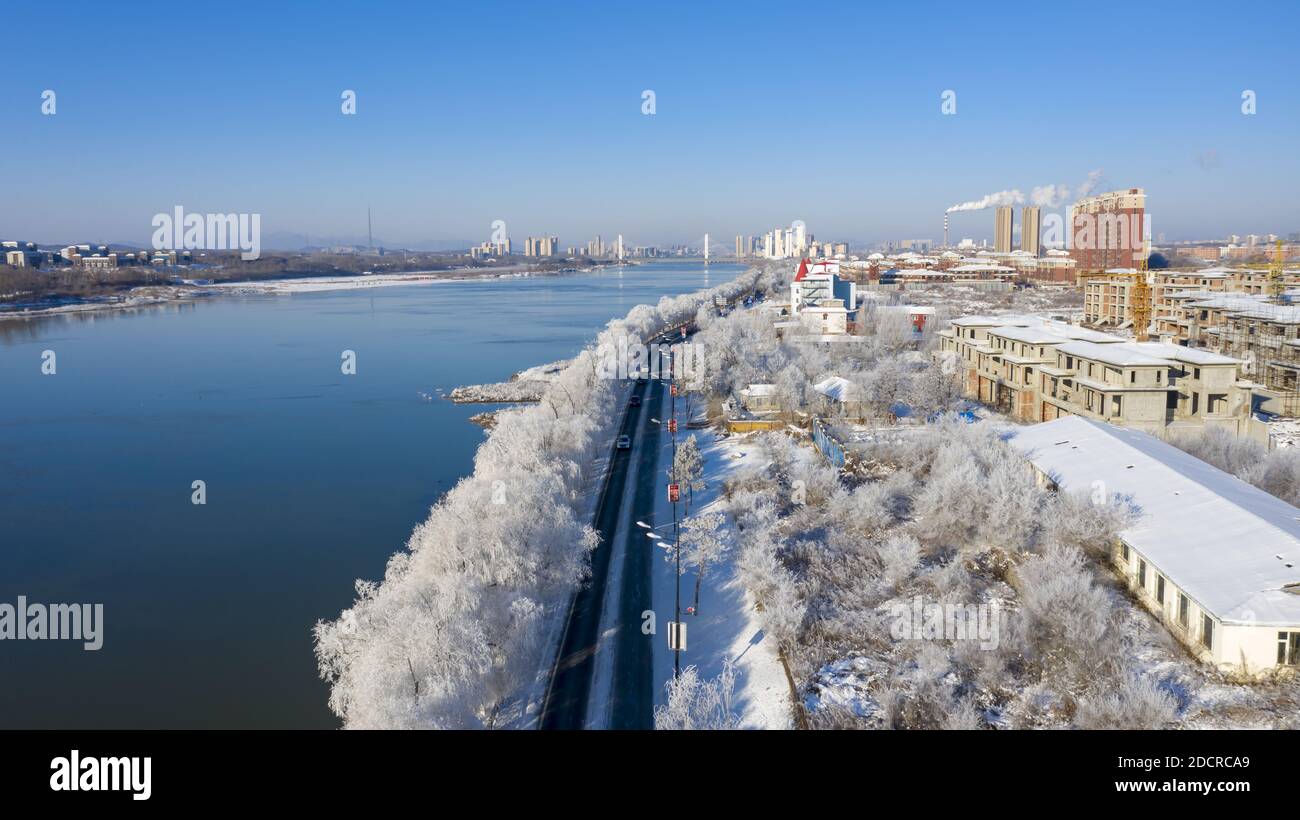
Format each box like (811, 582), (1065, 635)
(0, 260), (642, 322)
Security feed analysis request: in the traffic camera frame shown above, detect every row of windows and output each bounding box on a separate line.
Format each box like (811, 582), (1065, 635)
(1122, 543), (1214, 651)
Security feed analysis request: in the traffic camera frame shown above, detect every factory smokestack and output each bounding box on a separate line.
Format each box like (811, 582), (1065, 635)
(943, 213), (949, 248)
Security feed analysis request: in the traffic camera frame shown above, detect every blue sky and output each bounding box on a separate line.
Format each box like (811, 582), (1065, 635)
(2, 0), (1297, 247)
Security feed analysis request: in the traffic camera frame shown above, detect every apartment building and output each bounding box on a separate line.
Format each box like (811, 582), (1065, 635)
(1069, 188), (1146, 272)
(1080, 267), (1294, 331)
(523, 236), (558, 257)
(1012, 416), (1300, 675)
(938, 315), (1257, 438)
(994, 206), (1013, 254)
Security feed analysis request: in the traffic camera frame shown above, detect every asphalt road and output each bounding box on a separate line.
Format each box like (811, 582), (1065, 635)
(538, 377), (650, 729)
(539, 311), (745, 729)
(609, 376), (665, 729)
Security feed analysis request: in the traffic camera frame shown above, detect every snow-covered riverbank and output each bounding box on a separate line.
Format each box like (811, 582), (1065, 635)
(449, 359), (571, 404)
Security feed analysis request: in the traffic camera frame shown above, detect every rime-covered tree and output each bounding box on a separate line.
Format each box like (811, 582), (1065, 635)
(653, 662), (739, 730)
(673, 434), (705, 513)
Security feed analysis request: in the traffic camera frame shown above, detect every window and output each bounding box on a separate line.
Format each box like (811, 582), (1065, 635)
(1130, 371), (1136, 384)
(1156, 575), (1165, 605)
(1201, 614), (1215, 650)
(1194, 367), (1201, 379)
(1178, 593), (1189, 627)
(1279, 632), (1300, 666)
(1138, 559), (1147, 588)
(1120, 542), (1129, 563)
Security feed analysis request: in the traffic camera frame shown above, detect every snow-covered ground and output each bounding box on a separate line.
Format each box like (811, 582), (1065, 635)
(648, 426), (793, 729)
(1266, 416), (1300, 448)
(449, 359), (572, 404)
(207, 270), (537, 294)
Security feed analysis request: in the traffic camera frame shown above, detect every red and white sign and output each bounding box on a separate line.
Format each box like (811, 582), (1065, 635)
(668, 419), (678, 433)
(668, 483), (680, 503)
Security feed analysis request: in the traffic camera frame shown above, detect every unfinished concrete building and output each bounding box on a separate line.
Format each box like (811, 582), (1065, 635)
(939, 315), (1260, 439)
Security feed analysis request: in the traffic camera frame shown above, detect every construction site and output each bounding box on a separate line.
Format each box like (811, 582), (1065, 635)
(1082, 241), (1300, 418)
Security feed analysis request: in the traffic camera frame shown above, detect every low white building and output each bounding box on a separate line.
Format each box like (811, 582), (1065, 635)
(790, 258), (856, 316)
(1010, 415), (1300, 674)
(738, 383), (781, 415)
(799, 298), (849, 336)
(812, 375), (864, 417)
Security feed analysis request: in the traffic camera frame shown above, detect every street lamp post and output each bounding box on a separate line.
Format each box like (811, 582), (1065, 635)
(669, 363), (681, 677)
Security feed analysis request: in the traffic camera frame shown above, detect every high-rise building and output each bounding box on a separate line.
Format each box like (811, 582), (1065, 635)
(1021, 206), (1042, 257)
(735, 235), (745, 258)
(1069, 188), (1146, 271)
(994, 206), (1013, 254)
(524, 236), (558, 257)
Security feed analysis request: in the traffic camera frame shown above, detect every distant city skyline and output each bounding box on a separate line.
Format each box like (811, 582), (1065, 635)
(2, 1), (1298, 246)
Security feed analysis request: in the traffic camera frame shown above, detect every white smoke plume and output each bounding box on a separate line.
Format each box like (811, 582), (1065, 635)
(945, 189), (1024, 213)
(1030, 184), (1072, 207)
(949, 169), (1105, 214)
(1075, 168), (1104, 199)
(1029, 169), (1107, 208)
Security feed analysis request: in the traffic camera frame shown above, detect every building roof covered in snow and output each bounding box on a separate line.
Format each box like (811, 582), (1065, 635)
(1008, 416), (1300, 626)
(989, 325), (1070, 345)
(1055, 340), (1176, 367)
(813, 376), (858, 402)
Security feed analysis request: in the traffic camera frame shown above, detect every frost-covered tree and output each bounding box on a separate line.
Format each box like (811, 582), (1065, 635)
(909, 351), (963, 417)
(679, 512), (729, 614)
(861, 357), (912, 420)
(1013, 544), (1122, 689)
(653, 661), (739, 730)
(1171, 427), (1300, 507)
(1074, 674), (1177, 729)
(315, 265), (773, 728)
(673, 434), (705, 513)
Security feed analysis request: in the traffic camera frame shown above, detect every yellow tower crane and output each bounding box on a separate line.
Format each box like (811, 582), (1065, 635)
(1268, 238), (1286, 301)
(1099, 259), (1153, 341)
(1131, 256), (1152, 342)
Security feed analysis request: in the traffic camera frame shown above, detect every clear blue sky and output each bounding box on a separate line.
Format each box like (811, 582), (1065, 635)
(2, 0), (1297, 247)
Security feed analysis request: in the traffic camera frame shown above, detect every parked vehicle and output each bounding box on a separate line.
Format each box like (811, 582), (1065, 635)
(616, 435), (631, 450)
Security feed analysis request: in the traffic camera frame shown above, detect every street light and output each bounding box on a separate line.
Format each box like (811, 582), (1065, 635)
(639, 381), (685, 675)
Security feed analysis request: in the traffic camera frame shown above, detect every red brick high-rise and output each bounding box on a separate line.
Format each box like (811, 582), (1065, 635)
(1069, 188), (1146, 273)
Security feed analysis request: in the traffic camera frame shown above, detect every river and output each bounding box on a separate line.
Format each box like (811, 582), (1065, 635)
(0, 261), (743, 728)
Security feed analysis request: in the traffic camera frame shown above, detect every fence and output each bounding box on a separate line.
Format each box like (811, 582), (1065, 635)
(811, 417), (847, 468)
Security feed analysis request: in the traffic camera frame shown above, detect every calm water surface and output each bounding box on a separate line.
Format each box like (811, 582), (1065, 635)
(0, 262), (741, 728)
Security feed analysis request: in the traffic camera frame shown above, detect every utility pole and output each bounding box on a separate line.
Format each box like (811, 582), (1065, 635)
(670, 353), (680, 678)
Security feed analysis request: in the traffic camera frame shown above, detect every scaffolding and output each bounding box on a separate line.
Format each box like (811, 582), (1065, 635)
(1212, 242), (1300, 417)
